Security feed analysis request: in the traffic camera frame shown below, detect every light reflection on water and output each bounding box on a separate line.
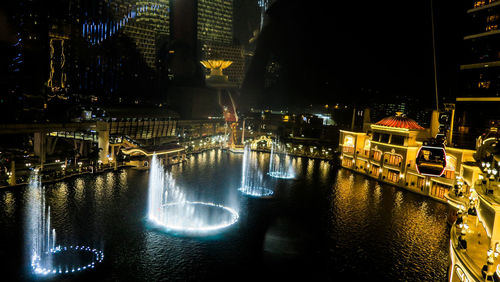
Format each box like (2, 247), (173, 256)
(328, 170), (449, 281)
(0, 150), (449, 281)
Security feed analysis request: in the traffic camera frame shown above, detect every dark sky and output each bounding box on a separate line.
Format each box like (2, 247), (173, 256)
(241, 0), (462, 110)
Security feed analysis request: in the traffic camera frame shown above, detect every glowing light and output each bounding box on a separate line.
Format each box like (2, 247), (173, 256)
(32, 245), (104, 276)
(148, 155), (238, 235)
(268, 141), (295, 179)
(27, 171), (103, 277)
(239, 187), (273, 197)
(240, 145), (273, 197)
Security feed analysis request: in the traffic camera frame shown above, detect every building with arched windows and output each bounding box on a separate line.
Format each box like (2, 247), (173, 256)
(339, 112), (476, 203)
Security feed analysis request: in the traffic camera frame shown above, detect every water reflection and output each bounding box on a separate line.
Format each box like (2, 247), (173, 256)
(329, 169), (449, 281)
(0, 151), (450, 281)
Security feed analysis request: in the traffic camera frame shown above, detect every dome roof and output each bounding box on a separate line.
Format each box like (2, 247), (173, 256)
(374, 113), (424, 130)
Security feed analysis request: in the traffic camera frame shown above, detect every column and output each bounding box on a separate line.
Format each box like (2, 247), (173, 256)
(9, 160), (15, 186)
(97, 121), (110, 164)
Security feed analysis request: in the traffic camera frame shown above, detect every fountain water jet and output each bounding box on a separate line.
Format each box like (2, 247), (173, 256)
(268, 141), (295, 179)
(239, 145), (273, 197)
(26, 170), (104, 276)
(148, 155), (239, 235)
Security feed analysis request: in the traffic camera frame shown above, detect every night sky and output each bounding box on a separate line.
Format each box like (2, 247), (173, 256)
(241, 0), (463, 110)
(0, 0), (463, 112)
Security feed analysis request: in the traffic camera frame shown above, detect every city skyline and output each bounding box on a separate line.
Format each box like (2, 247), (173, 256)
(0, 1), (499, 282)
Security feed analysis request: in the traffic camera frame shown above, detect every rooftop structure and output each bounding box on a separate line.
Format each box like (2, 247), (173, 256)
(374, 113), (425, 130)
(339, 113), (476, 202)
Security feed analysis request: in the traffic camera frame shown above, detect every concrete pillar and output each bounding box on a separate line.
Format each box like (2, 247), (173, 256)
(111, 145), (117, 170)
(34, 132), (46, 170)
(363, 108), (371, 132)
(97, 122), (110, 164)
(430, 110), (440, 138)
(49, 137), (58, 155)
(448, 108), (455, 146)
(9, 160), (15, 186)
(351, 106), (356, 130)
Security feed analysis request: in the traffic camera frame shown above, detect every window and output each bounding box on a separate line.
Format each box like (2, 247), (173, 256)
(372, 133), (380, 142)
(372, 150), (382, 161)
(384, 154), (403, 167)
(387, 170), (399, 183)
(369, 165), (380, 177)
(362, 139), (371, 156)
(474, 0), (485, 8)
(417, 177), (425, 189)
(343, 135), (355, 154)
(380, 134), (390, 143)
(478, 81), (491, 88)
(390, 135), (405, 146)
(443, 170), (455, 179)
(486, 24), (498, 31)
(342, 157), (353, 168)
(431, 183), (449, 199)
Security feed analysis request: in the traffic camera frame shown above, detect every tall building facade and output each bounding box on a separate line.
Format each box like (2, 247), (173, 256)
(453, 0), (500, 148)
(197, 0), (232, 45)
(168, 0), (246, 86)
(198, 0), (245, 85)
(73, 0), (170, 104)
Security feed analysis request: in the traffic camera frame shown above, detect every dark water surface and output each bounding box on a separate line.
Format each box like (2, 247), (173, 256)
(0, 150), (450, 281)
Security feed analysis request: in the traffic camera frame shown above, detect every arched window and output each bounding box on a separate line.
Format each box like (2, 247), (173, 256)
(343, 135), (355, 154)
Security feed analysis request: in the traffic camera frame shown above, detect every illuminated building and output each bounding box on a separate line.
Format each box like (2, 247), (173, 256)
(339, 113), (476, 202)
(80, 0), (170, 69)
(453, 0), (500, 148)
(197, 0), (245, 85)
(1, 0), (49, 121)
(201, 43), (245, 85)
(448, 126), (500, 282)
(61, 0), (171, 104)
(197, 0), (232, 45)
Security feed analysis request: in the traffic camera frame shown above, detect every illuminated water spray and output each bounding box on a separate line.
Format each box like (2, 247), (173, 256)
(148, 155), (239, 235)
(26, 170), (103, 276)
(239, 145), (273, 197)
(268, 141), (295, 179)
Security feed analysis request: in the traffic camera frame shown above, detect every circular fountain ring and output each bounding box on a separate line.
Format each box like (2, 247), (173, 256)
(150, 201), (239, 235)
(238, 186), (274, 198)
(32, 245), (104, 276)
(267, 171), (295, 179)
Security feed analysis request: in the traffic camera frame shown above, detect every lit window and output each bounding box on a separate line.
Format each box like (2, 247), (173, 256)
(478, 81), (491, 88)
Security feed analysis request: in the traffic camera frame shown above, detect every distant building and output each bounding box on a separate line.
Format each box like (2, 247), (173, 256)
(454, 0), (500, 148)
(339, 113), (476, 202)
(169, 0), (245, 85)
(198, 0), (245, 85)
(73, 0), (170, 103)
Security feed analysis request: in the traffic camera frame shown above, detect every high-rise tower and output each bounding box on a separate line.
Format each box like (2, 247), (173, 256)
(453, 0), (500, 148)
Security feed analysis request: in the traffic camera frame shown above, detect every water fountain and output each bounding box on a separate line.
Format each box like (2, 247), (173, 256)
(26, 170), (104, 276)
(239, 145), (273, 197)
(268, 141), (295, 179)
(148, 155), (239, 235)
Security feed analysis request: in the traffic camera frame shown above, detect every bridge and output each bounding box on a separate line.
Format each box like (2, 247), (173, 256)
(0, 118), (225, 169)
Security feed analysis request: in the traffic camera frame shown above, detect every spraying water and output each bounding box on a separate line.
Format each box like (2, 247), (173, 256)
(148, 154), (239, 235)
(26, 169), (104, 276)
(239, 145), (273, 197)
(268, 140), (295, 179)
(27, 170), (55, 274)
